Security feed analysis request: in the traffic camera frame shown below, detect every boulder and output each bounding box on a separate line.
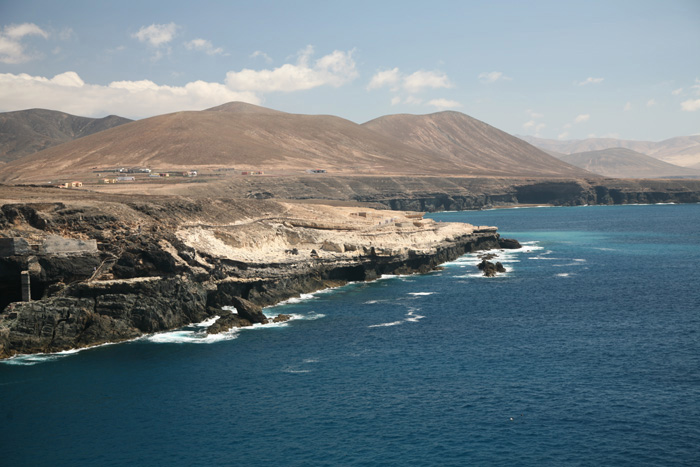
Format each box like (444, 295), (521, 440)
(230, 296), (268, 324)
(498, 238), (522, 249)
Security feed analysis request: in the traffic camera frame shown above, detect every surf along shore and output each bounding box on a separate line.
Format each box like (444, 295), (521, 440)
(0, 185), (519, 359)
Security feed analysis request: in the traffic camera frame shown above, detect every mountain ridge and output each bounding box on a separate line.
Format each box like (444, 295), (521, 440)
(0, 102), (593, 182)
(0, 108), (132, 164)
(520, 134), (700, 168)
(556, 147), (700, 179)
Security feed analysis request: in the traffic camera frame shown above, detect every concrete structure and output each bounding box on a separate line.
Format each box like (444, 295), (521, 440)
(0, 237), (31, 257)
(21, 271), (31, 301)
(42, 236), (97, 255)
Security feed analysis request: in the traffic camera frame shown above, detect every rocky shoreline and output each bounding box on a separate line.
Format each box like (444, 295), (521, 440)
(0, 194), (517, 359)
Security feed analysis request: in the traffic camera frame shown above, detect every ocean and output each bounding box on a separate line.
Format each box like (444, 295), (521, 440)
(2, 204), (699, 466)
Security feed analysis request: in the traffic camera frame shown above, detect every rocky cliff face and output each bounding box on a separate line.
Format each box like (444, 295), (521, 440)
(0, 194), (506, 358)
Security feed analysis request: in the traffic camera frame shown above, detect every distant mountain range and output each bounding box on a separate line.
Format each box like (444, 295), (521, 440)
(0, 102), (591, 182)
(519, 134), (700, 170)
(0, 109), (132, 164)
(556, 148), (700, 179)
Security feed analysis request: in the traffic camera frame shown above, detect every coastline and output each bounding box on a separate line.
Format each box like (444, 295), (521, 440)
(0, 193), (516, 359)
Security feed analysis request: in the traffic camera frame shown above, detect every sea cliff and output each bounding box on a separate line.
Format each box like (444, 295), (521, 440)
(0, 193), (513, 358)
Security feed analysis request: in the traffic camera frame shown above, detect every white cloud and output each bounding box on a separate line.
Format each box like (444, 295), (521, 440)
(0, 71), (260, 119)
(691, 79), (700, 95)
(368, 68), (452, 93)
(405, 95), (424, 105)
(58, 27), (75, 41)
(0, 23), (49, 64)
(403, 70), (452, 93)
(526, 109), (544, 119)
(574, 114), (590, 123)
(672, 88), (683, 96)
(478, 71), (512, 83)
(390, 96), (401, 106)
(184, 38), (224, 56)
(427, 98), (461, 109)
(681, 99), (700, 111)
(646, 99), (656, 107)
(250, 50), (272, 63)
(4, 23), (49, 40)
(624, 101), (632, 111)
(575, 77), (604, 86)
(523, 120), (546, 135)
(132, 23), (178, 47)
(558, 131), (570, 140)
(367, 67), (401, 91)
(226, 46), (357, 92)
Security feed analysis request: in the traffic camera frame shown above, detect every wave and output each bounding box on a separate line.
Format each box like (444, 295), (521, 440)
(1, 340), (129, 366)
(368, 307), (425, 328)
(408, 292), (435, 296)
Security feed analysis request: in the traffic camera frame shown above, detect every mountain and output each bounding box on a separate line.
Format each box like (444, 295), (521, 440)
(361, 111), (592, 177)
(556, 148), (700, 179)
(520, 135), (700, 168)
(0, 109), (132, 164)
(0, 103), (593, 182)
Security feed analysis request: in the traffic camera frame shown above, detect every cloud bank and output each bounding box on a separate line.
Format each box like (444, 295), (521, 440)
(0, 46), (361, 118)
(0, 71), (259, 118)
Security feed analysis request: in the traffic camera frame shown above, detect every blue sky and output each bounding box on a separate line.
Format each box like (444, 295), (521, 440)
(1, 0), (698, 141)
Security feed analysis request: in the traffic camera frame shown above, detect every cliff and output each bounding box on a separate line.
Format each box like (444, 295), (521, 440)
(0, 192), (507, 358)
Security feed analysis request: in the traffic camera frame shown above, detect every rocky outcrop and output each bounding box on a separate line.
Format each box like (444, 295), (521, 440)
(477, 259), (506, 277)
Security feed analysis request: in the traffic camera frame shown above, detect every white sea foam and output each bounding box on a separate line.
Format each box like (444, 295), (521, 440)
(555, 273), (572, 277)
(281, 366), (311, 374)
(408, 292), (435, 296)
(1, 340), (129, 366)
(368, 307), (425, 328)
(368, 320), (404, 328)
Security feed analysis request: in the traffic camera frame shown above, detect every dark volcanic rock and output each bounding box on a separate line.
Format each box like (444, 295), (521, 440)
(477, 259), (506, 277)
(230, 296), (268, 324)
(206, 310), (251, 334)
(498, 238), (522, 249)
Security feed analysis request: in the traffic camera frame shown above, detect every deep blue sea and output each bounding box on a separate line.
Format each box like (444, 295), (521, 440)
(2, 204), (700, 466)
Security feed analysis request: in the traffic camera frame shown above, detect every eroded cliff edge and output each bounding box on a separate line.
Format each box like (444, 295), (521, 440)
(0, 191), (511, 358)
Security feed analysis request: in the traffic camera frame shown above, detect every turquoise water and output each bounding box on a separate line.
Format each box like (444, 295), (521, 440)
(2, 204), (699, 465)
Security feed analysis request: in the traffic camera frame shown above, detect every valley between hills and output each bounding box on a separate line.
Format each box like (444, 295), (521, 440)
(2, 102), (700, 358)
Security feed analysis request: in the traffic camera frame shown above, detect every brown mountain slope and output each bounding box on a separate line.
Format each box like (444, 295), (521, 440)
(557, 148), (700, 179)
(520, 134), (700, 168)
(0, 104), (444, 182)
(363, 111), (592, 178)
(0, 103), (593, 183)
(0, 108), (132, 164)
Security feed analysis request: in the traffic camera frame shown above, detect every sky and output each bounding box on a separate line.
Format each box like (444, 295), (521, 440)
(0, 0), (699, 142)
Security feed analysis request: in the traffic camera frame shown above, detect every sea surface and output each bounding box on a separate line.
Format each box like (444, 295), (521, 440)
(2, 204), (699, 466)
